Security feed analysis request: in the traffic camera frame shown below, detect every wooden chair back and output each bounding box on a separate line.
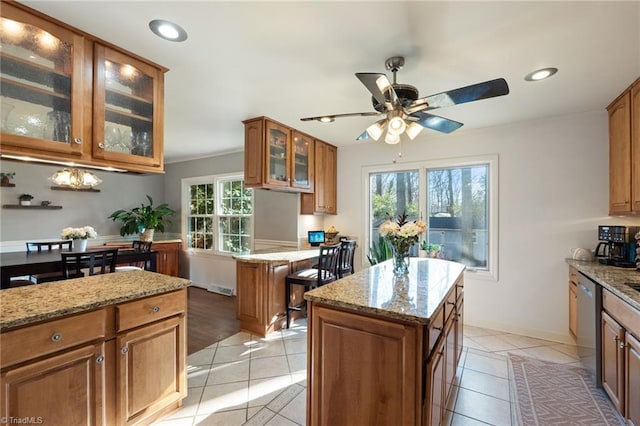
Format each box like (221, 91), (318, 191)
(61, 249), (118, 278)
(316, 244), (342, 286)
(26, 240), (72, 253)
(338, 240), (357, 278)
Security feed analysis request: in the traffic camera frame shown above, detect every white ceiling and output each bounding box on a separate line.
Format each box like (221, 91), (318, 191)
(22, 1), (640, 163)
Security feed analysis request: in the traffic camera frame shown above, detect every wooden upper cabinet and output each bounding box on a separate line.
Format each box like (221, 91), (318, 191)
(631, 81), (640, 213)
(0, 2), (86, 156)
(242, 116), (314, 193)
(607, 77), (640, 215)
(0, 2), (167, 173)
(92, 44), (164, 169)
(301, 140), (337, 215)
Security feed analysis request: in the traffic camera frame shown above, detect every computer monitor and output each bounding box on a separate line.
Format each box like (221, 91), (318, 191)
(308, 230), (325, 247)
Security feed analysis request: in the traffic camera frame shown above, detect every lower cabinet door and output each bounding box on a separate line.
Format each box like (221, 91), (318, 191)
(626, 332), (640, 425)
(1, 342), (106, 425)
(425, 339), (445, 426)
(117, 315), (186, 425)
(602, 311), (625, 413)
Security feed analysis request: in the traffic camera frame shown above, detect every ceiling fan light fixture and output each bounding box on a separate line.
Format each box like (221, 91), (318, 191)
(524, 67), (558, 81)
(366, 121), (385, 141)
(384, 133), (400, 145)
(387, 116), (406, 136)
(405, 122), (424, 140)
(319, 116), (334, 123)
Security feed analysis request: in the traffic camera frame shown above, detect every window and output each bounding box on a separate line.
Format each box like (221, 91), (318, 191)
(365, 155), (497, 279)
(183, 174), (253, 254)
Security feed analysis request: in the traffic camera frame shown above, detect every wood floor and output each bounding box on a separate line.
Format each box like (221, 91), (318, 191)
(187, 286), (240, 355)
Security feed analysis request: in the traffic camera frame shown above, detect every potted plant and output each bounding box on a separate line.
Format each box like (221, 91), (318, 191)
(108, 195), (176, 242)
(18, 193), (34, 206)
(1, 172), (15, 186)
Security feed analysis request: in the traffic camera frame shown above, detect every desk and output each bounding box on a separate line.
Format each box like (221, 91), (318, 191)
(1, 248), (158, 289)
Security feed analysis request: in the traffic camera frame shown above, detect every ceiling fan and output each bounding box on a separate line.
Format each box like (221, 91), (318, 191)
(301, 56), (510, 144)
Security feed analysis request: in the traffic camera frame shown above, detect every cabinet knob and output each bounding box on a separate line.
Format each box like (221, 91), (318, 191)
(152, 306), (160, 313)
(619, 341), (626, 349)
(98, 142), (105, 149)
(51, 332), (62, 342)
(74, 137), (82, 144)
(96, 355), (105, 364)
(121, 347), (129, 354)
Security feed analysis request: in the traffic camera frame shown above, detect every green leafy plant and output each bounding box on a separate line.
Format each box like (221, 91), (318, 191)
(1, 172), (15, 179)
(367, 234), (393, 265)
(18, 193), (33, 201)
(108, 195), (176, 236)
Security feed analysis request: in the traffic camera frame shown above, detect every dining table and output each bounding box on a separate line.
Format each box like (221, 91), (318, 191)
(0, 247), (158, 289)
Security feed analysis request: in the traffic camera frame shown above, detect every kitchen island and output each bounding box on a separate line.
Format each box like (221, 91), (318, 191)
(233, 249), (319, 336)
(0, 270), (191, 425)
(304, 258), (465, 426)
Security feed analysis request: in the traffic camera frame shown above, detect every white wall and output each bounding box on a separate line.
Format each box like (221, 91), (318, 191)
(331, 110), (640, 343)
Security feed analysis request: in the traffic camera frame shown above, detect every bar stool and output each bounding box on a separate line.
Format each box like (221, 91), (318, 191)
(337, 240), (357, 278)
(285, 244), (341, 328)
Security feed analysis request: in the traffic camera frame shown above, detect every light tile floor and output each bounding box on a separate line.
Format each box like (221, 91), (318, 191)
(156, 321), (586, 426)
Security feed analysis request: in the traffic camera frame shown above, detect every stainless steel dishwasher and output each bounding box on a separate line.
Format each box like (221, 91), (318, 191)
(576, 272), (602, 384)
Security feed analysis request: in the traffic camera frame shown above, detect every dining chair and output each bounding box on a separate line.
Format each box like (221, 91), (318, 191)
(337, 239), (357, 278)
(27, 240), (76, 283)
(61, 248), (118, 278)
(284, 243), (341, 328)
(115, 240), (153, 271)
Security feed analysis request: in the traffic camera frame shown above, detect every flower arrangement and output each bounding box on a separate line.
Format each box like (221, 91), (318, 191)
(61, 226), (98, 240)
(379, 211), (427, 275)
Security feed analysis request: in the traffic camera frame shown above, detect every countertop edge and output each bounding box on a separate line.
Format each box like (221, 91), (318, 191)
(566, 259), (640, 311)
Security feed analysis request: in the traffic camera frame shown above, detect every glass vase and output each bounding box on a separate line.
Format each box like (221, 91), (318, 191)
(392, 246), (410, 276)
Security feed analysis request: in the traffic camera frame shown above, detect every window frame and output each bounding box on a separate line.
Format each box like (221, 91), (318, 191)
(181, 172), (254, 257)
(362, 154), (498, 281)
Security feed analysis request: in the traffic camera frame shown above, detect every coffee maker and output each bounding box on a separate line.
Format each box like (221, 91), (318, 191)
(597, 225), (639, 268)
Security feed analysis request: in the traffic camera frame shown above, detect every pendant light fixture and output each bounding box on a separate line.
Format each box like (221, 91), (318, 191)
(49, 168), (102, 189)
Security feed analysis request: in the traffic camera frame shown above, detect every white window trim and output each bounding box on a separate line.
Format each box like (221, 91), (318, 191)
(181, 172), (254, 257)
(362, 154), (499, 281)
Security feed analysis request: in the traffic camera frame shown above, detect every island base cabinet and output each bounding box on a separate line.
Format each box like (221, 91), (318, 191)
(308, 304), (419, 426)
(1, 342), (107, 425)
(117, 315), (186, 426)
(602, 311), (625, 413)
(626, 332), (640, 426)
(424, 338), (445, 426)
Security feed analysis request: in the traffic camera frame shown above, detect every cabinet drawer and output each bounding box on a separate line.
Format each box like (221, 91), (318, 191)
(603, 289), (640, 337)
(116, 289), (186, 332)
(426, 305), (444, 354)
(1, 309), (107, 369)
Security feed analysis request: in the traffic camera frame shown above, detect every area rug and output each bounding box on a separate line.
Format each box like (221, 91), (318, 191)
(508, 354), (625, 425)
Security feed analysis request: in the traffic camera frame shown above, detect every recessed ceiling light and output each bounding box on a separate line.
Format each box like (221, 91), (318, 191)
(524, 67), (558, 82)
(149, 19), (188, 42)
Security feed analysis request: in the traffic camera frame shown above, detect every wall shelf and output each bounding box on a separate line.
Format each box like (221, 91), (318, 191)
(50, 186), (100, 193)
(2, 204), (63, 210)
(0, 183), (16, 187)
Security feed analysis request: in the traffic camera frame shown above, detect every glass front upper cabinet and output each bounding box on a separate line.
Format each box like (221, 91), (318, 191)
(291, 131), (313, 191)
(0, 4), (85, 155)
(92, 44), (163, 167)
(265, 120), (291, 188)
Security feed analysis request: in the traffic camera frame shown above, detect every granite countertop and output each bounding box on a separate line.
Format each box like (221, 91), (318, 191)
(305, 258), (466, 324)
(566, 259), (640, 311)
(232, 249), (319, 265)
(0, 271), (191, 331)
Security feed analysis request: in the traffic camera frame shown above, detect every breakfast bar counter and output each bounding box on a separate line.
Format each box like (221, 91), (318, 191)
(233, 248), (319, 336)
(304, 258), (465, 426)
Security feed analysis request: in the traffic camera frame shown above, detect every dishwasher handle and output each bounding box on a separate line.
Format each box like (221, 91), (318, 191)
(578, 282), (593, 298)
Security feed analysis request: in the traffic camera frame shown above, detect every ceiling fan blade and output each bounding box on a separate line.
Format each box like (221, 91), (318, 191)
(300, 111), (381, 122)
(406, 78), (509, 114)
(355, 73), (397, 108)
(411, 112), (464, 134)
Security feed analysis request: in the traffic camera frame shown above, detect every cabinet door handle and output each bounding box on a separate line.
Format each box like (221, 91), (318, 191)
(121, 347), (129, 354)
(447, 301), (455, 306)
(74, 137), (82, 144)
(96, 355), (105, 364)
(619, 341), (626, 349)
(433, 326), (442, 331)
(51, 332), (62, 342)
(152, 306), (160, 313)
